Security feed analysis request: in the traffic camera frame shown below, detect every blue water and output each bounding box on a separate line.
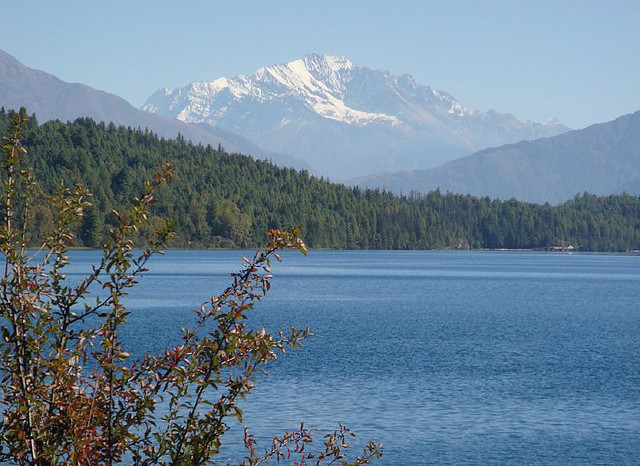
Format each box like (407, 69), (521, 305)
(62, 250), (640, 464)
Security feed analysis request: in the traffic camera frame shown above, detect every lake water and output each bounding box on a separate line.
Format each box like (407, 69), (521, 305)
(63, 250), (640, 464)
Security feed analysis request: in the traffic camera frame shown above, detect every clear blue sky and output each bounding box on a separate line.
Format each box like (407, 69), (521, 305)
(2, 0), (639, 129)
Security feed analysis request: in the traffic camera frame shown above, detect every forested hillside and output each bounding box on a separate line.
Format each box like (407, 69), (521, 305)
(2, 108), (639, 251)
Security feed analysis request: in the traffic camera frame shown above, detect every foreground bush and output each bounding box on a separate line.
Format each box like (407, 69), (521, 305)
(0, 110), (381, 464)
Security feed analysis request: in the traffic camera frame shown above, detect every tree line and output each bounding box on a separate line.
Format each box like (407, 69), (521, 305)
(2, 107), (639, 252)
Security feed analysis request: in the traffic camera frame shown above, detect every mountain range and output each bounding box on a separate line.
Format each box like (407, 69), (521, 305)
(352, 110), (640, 204)
(1, 48), (639, 205)
(142, 53), (569, 180)
(0, 49), (306, 169)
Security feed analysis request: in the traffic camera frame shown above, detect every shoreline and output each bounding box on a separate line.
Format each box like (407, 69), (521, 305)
(60, 246), (640, 255)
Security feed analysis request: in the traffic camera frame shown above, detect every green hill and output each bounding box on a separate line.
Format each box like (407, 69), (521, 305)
(2, 108), (640, 251)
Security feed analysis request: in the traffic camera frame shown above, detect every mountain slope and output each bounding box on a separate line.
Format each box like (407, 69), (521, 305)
(142, 53), (569, 180)
(4, 110), (638, 252)
(0, 49), (306, 169)
(351, 111), (640, 204)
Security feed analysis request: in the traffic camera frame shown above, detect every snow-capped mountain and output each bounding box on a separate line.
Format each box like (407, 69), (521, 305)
(0, 49), (309, 170)
(143, 53), (569, 179)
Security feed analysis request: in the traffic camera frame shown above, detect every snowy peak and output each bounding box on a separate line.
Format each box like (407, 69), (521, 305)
(257, 54), (397, 126)
(256, 53), (354, 97)
(142, 54), (570, 180)
(304, 53), (354, 72)
(300, 53), (354, 92)
(143, 54), (400, 127)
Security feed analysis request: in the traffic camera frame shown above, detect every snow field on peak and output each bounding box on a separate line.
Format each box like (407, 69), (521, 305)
(143, 52), (565, 141)
(163, 54), (399, 127)
(257, 58), (397, 126)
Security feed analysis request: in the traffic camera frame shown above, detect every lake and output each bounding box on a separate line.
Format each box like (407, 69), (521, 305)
(63, 250), (640, 464)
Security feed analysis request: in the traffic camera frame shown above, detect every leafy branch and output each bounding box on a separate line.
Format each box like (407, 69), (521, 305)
(0, 110), (381, 465)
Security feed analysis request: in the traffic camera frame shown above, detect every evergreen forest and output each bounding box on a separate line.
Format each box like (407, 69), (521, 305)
(2, 108), (640, 252)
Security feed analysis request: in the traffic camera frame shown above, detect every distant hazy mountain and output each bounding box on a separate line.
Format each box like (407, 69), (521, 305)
(351, 111), (640, 204)
(142, 53), (569, 180)
(0, 49), (306, 169)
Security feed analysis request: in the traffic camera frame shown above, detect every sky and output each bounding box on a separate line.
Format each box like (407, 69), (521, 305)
(1, 0), (639, 129)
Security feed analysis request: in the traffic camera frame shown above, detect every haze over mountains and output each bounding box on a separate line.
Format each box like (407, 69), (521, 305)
(1, 48), (638, 205)
(352, 111), (640, 204)
(0, 49), (305, 169)
(142, 53), (569, 180)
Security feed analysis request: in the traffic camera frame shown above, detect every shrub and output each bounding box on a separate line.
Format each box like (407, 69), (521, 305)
(0, 109), (381, 464)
